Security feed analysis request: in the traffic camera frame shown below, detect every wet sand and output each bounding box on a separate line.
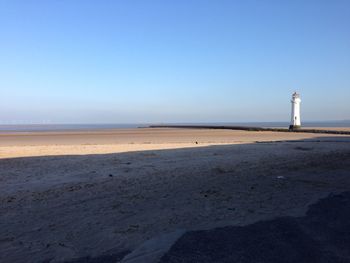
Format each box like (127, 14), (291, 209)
(0, 128), (350, 262)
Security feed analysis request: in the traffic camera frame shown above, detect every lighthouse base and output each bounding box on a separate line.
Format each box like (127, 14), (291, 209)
(289, 125), (301, 130)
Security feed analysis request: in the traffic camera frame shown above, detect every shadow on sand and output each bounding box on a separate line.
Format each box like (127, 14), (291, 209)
(0, 136), (349, 263)
(160, 191), (350, 263)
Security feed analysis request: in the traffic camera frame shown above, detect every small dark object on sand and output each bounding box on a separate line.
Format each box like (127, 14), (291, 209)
(109, 174), (113, 177)
(295, 146), (313, 151)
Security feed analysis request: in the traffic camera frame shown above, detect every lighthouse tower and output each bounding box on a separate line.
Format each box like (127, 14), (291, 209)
(289, 92), (301, 130)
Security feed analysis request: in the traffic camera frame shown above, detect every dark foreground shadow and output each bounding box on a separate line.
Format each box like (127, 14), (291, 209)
(62, 251), (130, 263)
(1, 136), (349, 263)
(160, 191), (350, 263)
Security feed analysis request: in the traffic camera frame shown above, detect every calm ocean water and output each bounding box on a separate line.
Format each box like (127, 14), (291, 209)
(0, 124), (145, 132)
(0, 121), (349, 132)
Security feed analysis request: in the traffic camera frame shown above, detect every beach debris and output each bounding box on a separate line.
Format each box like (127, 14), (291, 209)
(294, 146), (313, 151)
(277, 176), (285, 179)
(200, 189), (222, 198)
(213, 166), (235, 174)
(195, 141), (198, 144)
(109, 174), (113, 177)
(214, 167), (227, 174)
(6, 197), (16, 203)
(126, 224), (140, 233)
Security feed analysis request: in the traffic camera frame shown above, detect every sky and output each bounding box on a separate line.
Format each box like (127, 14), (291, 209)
(0, 0), (349, 124)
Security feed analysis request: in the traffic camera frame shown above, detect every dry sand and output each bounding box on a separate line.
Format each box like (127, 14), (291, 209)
(0, 128), (350, 262)
(0, 127), (349, 158)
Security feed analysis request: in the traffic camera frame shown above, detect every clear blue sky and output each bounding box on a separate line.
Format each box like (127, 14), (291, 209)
(0, 0), (349, 124)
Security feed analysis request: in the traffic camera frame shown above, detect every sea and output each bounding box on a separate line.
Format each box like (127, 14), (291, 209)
(0, 121), (349, 133)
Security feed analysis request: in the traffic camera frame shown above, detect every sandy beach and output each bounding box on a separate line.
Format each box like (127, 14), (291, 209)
(1, 127), (349, 158)
(1, 128), (350, 262)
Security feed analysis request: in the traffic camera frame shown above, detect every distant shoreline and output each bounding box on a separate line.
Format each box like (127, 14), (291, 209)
(149, 125), (350, 135)
(0, 121), (350, 133)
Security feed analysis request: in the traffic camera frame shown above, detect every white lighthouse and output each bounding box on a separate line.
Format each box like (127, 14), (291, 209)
(289, 92), (301, 130)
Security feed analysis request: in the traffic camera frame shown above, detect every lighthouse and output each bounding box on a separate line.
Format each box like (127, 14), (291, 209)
(289, 92), (301, 130)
